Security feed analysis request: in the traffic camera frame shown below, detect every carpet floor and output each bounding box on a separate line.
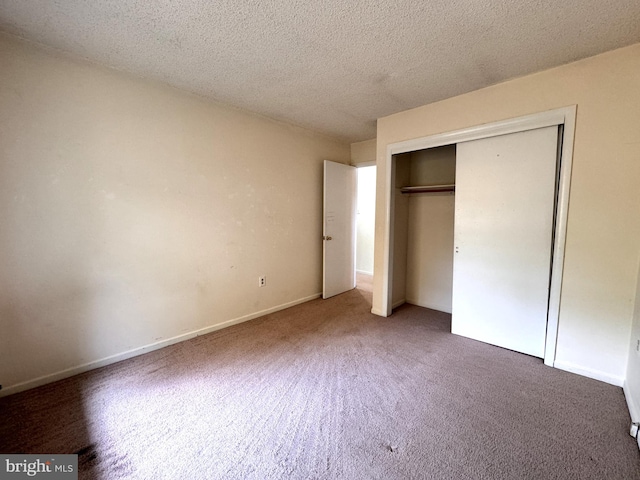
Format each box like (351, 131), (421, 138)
(1, 280), (639, 479)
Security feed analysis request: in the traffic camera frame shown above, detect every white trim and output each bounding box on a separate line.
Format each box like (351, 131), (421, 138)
(381, 148), (396, 316)
(392, 299), (406, 309)
(624, 380), (640, 423)
(356, 269), (374, 276)
(353, 161), (377, 168)
(554, 360), (624, 387)
(370, 307), (386, 316)
(388, 107), (574, 155)
(0, 293), (321, 398)
(405, 298), (452, 315)
(380, 106), (577, 368)
(543, 107), (576, 366)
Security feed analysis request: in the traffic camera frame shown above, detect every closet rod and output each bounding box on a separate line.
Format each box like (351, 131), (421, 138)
(400, 184), (455, 194)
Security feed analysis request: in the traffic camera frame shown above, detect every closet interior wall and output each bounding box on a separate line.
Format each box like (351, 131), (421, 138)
(392, 145), (457, 313)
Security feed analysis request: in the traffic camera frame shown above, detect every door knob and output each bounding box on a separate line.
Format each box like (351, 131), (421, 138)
(323, 236), (333, 241)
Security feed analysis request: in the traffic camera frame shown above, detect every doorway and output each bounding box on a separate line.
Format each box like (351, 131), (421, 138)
(322, 161), (377, 298)
(356, 166), (376, 290)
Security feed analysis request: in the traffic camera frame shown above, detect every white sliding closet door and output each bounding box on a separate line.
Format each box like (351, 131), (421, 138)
(452, 126), (558, 358)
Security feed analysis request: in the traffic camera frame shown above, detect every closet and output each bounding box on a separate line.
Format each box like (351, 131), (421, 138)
(390, 125), (562, 359)
(393, 145), (456, 314)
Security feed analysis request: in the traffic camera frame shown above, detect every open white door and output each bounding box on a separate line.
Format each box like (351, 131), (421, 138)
(323, 160), (357, 299)
(452, 126), (559, 358)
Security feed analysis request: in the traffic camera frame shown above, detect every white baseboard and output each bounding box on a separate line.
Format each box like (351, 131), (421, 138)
(356, 269), (373, 276)
(624, 380), (640, 423)
(0, 293), (321, 398)
(553, 360), (624, 387)
(392, 299), (406, 309)
(623, 381), (640, 452)
(370, 301), (407, 317)
(405, 298), (452, 314)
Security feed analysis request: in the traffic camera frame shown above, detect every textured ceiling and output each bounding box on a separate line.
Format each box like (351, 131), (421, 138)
(1, 1), (640, 142)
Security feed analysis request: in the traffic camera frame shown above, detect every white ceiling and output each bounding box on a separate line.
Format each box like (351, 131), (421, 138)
(1, 1), (640, 143)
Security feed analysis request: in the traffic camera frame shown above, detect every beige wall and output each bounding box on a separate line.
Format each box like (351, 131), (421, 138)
(374, 43), (640, 385)
(625, 261), (640, 422)
(351, 139), (376, 165)
(0, 33), (350, 394)
(406, 194), (454, 312)
(409, 145), (456, 186)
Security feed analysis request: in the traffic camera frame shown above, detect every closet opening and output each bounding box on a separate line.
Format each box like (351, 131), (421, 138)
(378, 107), (577, 367)
(391, 145), (456, 313)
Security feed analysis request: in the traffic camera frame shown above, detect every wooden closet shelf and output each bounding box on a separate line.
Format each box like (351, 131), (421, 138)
(400, 184), (455, 194)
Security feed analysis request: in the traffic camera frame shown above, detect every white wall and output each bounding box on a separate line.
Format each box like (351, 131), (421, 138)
(352, 139), (377, 276)
(374, 43), (640, 386)
(0, 33), (350, 394)
(405, 146), (456, 313)
(356, 166), (376, 275)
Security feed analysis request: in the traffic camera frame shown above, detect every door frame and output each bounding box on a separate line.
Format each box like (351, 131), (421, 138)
(379, 106), (577, 367)
(355, 164), (377, 277)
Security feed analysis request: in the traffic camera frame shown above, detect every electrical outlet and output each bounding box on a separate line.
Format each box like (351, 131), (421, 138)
(258, 276), (266, 287)
(631, 422), (639, 438)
